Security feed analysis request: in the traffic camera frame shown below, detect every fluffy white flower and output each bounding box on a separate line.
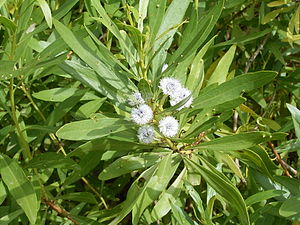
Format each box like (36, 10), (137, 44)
(131, 104), (153, 125)
(170, 87), (193, 110)
(128, 92), (145, 106)
(159, 77), (182, 96)
(159, 116), (179, 137)
(137, 125), (155, 144)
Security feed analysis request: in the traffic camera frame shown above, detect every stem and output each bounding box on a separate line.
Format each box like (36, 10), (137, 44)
(164, 138), (177, 150)
(21, 83), (46, 121)
(42, 198), (81, 225)
(268, 142), (291, 177)
(244, 33), (270, 73)
(9, 78), (32, 160)
(81, 177), (108, 209)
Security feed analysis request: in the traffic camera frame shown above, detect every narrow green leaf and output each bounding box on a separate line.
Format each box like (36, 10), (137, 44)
(0, 16), (17, 32)
(37, 0), (52, 28)
(58, 192), (97, 204)
(0, 209), (23, 225)
(68, 138), (150, 159)
(246, 190), (286, 206)
(146, 168), (186, 223)
(286, 103), (300, 139)
(60, 60), (128, 103)
(192, 132), (286, 151)
(99, 152), (165, 180)
(207, 45), (236, 86)
(0, 154), (39, 224)
(192, 71), (277, 110)
(90, 0), (138, 64)
(26, 152), (76, 169)
(0, 181), (6, 205)
(170, 201), (197, 225)
(185, 182), (206, 222)
(56, 117), (132, 141)
(63, 151), (102, 186)
(32, 88), (99, 102)
(53, 19), (135, 94)
(169, 0), (224, 65)
(75, 98), (106, 119)
(214, 28), (272, 47)
(151, 0), (190, 78)
(186, 36), (216, 95)
(132, 154), (181, 224)
(109, 165), (158, 225)
(138, 0), (149, 32)
(47, 90), (85, 126)
(184, 156), (249, 225)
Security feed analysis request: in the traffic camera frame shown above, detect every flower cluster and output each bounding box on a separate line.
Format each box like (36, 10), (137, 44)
(159, 77), (193, 110)
(129, 90), (180, 144)
(129, 92), (155, 144)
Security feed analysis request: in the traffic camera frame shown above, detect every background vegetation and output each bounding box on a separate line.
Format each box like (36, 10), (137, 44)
(0, 0), (300, 224)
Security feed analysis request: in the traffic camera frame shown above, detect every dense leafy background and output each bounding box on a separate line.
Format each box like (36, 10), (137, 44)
(0, 0), (300, 224)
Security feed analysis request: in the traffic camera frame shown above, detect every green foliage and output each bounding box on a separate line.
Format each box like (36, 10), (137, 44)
(1, 0), (300, 224)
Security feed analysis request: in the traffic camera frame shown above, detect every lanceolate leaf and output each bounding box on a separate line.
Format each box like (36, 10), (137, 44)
(191, 132), (286, 151)
(53, 19), (135, 95)
(207, 45), (236, 86)
(286, 104), (300, 139)
(192, 71), (277, 110)
(151, 0), (191, 79)
(99, 152), (167, 180)
(246, 190), (286, 206)
(56, 117), (133, 141)
(184, 156), (249, 225)
(132, 154), (181, 224)
(109, 164), (158, 225)
(0, 154), (39, 224)
(145, 167), (187, 223)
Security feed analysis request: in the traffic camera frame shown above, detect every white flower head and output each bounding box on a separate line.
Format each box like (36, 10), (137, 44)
(170, 87), (193, 110)
(159, 77), (182, 96)
(137, 125), (155, 144)
(128, 92), (145, 106)
(131, 104), (153, 125)
(159, 116), (179, 137)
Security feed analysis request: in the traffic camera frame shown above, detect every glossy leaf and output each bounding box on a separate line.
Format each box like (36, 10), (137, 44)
(184, 156), (250, 225)
(246, 190), (286, 206)
(56, 117), (132, 141)
(192, 71), (277, 110)
(0, 154), (39, 224)
(192, 132), (286, 151)
(99, 152), (166, 180)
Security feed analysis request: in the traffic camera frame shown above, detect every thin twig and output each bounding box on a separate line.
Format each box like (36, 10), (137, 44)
(191, 132), (206, 146)
(268, 142), (291, 177)
(245, 33), (271, 73)
(42, 198), (81, 225)
(281, 160), (298, 177)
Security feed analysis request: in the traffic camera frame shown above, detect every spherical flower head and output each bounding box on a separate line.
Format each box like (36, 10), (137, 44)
(137, 125), (155, 144)
(159, 116), (179, 137)
(128, 92), (145, 106)
(131, 104), (153, 125)
(159, 77), (182, 96)
(170, 87), (193, 110)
